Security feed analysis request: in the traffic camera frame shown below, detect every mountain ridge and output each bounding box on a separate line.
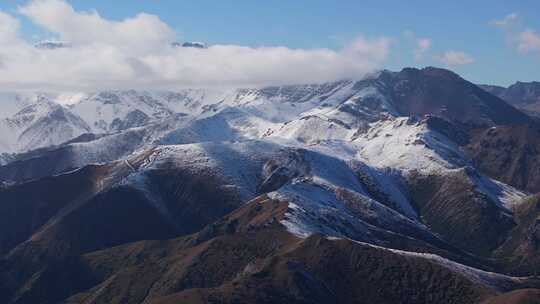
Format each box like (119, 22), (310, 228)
(2, 66), (540, 303)
(480, 81), (540, 117)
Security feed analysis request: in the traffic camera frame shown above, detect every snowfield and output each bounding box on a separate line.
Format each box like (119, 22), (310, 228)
(0, 73), (534, 294)
(0, 79), (527, 212)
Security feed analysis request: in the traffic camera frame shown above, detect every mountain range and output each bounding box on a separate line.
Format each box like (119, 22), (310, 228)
(480, 81), (540, 117)
(1, 67), (540, 304)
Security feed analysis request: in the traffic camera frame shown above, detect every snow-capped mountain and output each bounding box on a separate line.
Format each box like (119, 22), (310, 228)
(1, 66), (528, 158)
(0, 80), (352, 156)
(0, 67), (532, 182)
(172, 41), (207, 48)
(0, 92), (56, 119)
(70, 91), (175, 132)
(0, 95), (90, 155)
(34, 40), (71, 49)
(1, 67), (540, 303)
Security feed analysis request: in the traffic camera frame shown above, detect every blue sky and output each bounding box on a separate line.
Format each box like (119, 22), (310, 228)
(0, 0), (539, 88)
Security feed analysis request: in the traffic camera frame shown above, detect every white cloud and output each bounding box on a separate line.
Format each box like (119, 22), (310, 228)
(18, 0), (175, 54)
(142, 37), (392, 87)
(0, 12), (21, 44)
(436, 51), (475, 66)
(403, 31), (431, 61)
(490, 13), (540, 56)
(517, 29), (540, 54)
(414, 38), (431, 61)
(0, 0), (393, 91)
(491, 13), (519, 28)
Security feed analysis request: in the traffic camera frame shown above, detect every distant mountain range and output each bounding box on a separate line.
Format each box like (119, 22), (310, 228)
(1, 67), (540, 304)
(33, 40), (207, 50)
(480, 81), (540, 117)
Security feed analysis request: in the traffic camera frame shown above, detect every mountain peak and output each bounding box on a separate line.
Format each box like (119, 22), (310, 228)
(34, 41), (71, 50)
(482, 80), (540, 114)
(172, 41), (207, 49)
(396, 66), (462, 80)
(362, 67), (530, 126)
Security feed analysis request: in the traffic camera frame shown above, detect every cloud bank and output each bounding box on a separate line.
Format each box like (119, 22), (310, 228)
(491, 13), (540, 57)
(491, 13), (519, 29)
(517, 30), (540, 55)
(436, 51), (475, 67)
(403, 31), (432, 61)
(414, 38), (431, 61)
(0, 0), (392, 91)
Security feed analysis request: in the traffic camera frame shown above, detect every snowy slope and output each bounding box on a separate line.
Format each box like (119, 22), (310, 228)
(126, 140), (282, 201)
(0, 79), (393, 156)
(2, 68), (538, 302)
(71, 91), (174, 133)
(0, 92), (87, 120)
(353, 116), (468, 172)
(268, 114), (527, 222)
(0, 93), (33, 119)
(0, 96), (90, 154)
(114, 140), (437, 247)
(257, 148), (436, 244)
(0, 75), (528, 214)
(348, 116), (527, 209)
(1, 81), (527, 212)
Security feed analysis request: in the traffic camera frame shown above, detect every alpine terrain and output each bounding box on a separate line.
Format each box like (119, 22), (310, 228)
(2, 67), (540, 304)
